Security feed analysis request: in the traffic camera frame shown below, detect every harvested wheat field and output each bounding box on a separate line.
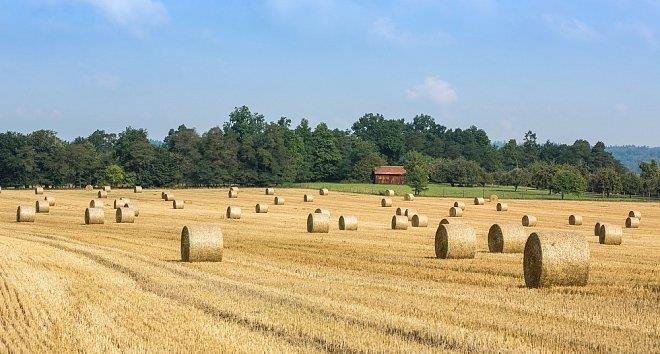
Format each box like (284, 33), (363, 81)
(0, 188), (658, 352)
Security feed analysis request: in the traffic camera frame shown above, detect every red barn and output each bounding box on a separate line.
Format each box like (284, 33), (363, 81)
(372, 166), (406, 185)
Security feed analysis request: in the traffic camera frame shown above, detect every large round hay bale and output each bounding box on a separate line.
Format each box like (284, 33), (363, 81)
(307, 213), (330, 233)
(599, 224), (622, 245)
(569, 214), (583, 226)
(85, 184), (93, 191)
(489, 194), (498, 202)
(164, 193), (175, 201)
(124, 203), (139, 217)
(255, 204), (268, 213)
(84, 207), (104, 225)
(226, 206), (242, 219)
(522, 215), (537, 227)
(274, 196), (285, 205)
(319, 188), (329, 196)
(449, 206), (463, 217)
(103, 186), (111, 192)
(229, 186), (239, 192)
(628, 210), (641, 220)
(404, 193), (414, 201)
(181, 225), (223, 262)
(593, 222), (602, 236)
(44, 196), (56, 206)
(625, 217), (640, 228)
(435, 223), (476, 259)
(114, 198), (130, 209)
(523, 231), (589, 288)
(115, 207), (135, 223)
(381, 198), (392, 207)
(134, 186), (143, 193)
(453, 201), (466, 210)
(228, 190), (238, 198)
(173, 200), (184, 209)
(391, 215), (409, 230)
(265, 187), (275, 195)
(304, 194), (314, 202)
(411, 214), (428, 227)
(16, 206), (36, 222)
(35, 200), (50, 213)
(383, 189), (395, 196)
(488, 224), (527, 253)
(440, 218), (463, 225)
(496, 202), (508, 211)
(98, 190), (108, 198)
(338, 215), (358, 231)
(474, 197), (485, 205)
(404, 208), (417, 221)
(315, 208), (330, 216)
(396, 207), (406, 216)
(90, 199), (105, 208)
(35, 187), (44, 195)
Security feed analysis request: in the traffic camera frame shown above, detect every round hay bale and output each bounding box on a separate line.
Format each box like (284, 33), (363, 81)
(488, 224), (527, 253)
(35, 200), (50, 213)
(395, 207), (405, 216)
(411, 214), (428, 227)
(172, 200), (184, 209)
(628, 210), (641, 220)
(383, 189), (395, 196)
(315, 208), (330, 216)
(164, 193), (175, 201)
(114, 198), (130, 209)
(453, 201), (466, 210)
(404, 193), (414, 201)
(265, 187), (275, 195)
(229, 186), (239, 192)
(84, 207), (104, 224)
(489, 194), (498, 202)
(35, 187), (44, 195)
(404, 208), (417, 221)
(304, 194), (314, 202)
(226, 206), (242, 219)
(307, 213), (330, 233)
(228, 190), (238, 198)
(161, 191), (168, 199)
(89, 199), (105, 208)
(523, 231), (589, 288)
(496, 202), (508, 211)
(338, 215), (358, 231)
(599, 224), (622, 245)
(381, 198), (392, 207)
(474, 197), (485, 205)
(440, 218), (463, 225)
(134, 186), (143, 193)
(98, 190), (108, 198)
(85, 184), (93, 191)
(569, 214), (583, 226)
(181, 225), (223, 262)
(16, 206), (36, 222)
(435, 223), (476, 259)
(319, 188), (329, 196)
(274, 196), (285, 205)
(103, 186), (111, 192)
(44, 196), (56, 206)
(625, 217), (640, 229)
(391, 215), (409, 230)
(115, 207), (135, 223)
(522, 215), (537, 227)
(255, 204), (268, 213)
(123, 202), (139, 216)
(594, 222), (602, 236)
(449, 207), (463, 217)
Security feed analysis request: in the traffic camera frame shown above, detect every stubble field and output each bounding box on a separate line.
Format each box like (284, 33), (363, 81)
(0, 187), (658, 352)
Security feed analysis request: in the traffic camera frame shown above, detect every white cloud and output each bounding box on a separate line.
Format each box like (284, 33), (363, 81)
(406, 76), (458, 105)
(543, 15), (599, 42)
(370, 17), (450, 46)
(81, 0), (168, 31)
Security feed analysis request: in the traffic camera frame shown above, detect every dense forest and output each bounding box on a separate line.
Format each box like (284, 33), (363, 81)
(0, 106), (658, 198)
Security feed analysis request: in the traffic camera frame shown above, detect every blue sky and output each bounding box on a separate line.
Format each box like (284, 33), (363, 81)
(1, 1), (659, 145)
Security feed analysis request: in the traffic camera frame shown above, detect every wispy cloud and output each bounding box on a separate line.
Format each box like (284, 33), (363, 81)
(543, 15), (599, 42)
(370, 17), (450, 46)
(406, 76), (458, 105)
(78, 0), (168, 33)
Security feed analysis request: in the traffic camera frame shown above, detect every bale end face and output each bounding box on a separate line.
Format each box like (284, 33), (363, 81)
(173, 200), (184, 209)
(391, 215), (409, 230)
(474, 197), (485, 205)
(226, 206), (242, 219)
(523, 231), (589, 288)
(435, 223), (476, 259)
(496, 202), (508, 211)
(625, 217), (640, 228)
(319, 188), (329, 196)
(274, 197), (285, 205)
(181, 225), (223, 262)
(411, 214), (428, 227)
(381, 198), (392, 207)
(265, 188), (275, 195)
(522, 215), (537, 227)
(569, 215), (583, 226)
(307, 213), (330, 233)
(35, 187), (44, 195)
(449, 207), (463, 217)
(304, 194), (314, 202)
(594, 222), (602, 236)
(228, 190), (238, 198)
(338, 215), (358, 231)
(255, 204), (268, 213)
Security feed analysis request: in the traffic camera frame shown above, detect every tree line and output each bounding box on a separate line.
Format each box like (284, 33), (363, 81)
(0, 106), (657, 198)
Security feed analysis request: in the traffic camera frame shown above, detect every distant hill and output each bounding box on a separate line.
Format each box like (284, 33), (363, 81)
(606, 145), (660, 172)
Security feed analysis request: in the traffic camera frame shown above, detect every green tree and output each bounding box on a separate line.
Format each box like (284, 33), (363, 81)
(621, 172), (643, 196)
(402, 151), (433, 195)
(506, 167), (529, 191)
(104, 164), (126, 186)
(552, 167), (586, 199)
(589, 167), (622, 196)
(639, 159), (659, 196)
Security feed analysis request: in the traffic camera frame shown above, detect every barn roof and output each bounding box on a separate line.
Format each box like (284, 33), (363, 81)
(373, 166), (406, 175)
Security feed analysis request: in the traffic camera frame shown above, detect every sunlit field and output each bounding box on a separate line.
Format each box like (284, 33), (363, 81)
(0, 188), (658, 352)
